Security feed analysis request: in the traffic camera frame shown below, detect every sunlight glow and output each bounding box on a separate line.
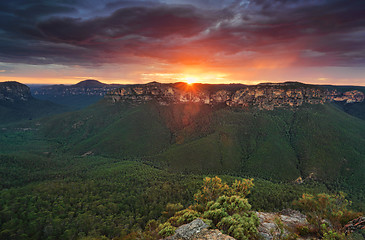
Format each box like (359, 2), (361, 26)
(184, 76), (199, 85)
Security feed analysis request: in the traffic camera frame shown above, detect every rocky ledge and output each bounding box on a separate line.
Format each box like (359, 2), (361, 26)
(0, 81), (32, 102)
(105, 82), (364, 110)
(163, 219), (234, 240)
(162, 209), (315, 240)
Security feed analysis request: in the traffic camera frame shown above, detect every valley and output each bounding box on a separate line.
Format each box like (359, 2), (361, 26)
(0, 80), (365, 239)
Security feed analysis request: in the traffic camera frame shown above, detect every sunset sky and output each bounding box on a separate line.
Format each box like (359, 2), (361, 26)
(0, 0), (365, 85)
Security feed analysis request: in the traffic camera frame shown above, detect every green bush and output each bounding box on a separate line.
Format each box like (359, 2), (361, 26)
(160, 177), (259, 240)
(294, 192), (362, 238)
(294, 192), (361, 229)
(158, 222), (176, 238)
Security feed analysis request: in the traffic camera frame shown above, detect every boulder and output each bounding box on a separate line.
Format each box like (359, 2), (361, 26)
(164, 218), (234, 240)
(256, 209), (314, 240)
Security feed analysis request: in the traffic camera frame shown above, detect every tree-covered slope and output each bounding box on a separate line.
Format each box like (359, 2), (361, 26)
(40, 101), (365, 187)
(0, 81), (67, 125)
(1, 99), (365, 239)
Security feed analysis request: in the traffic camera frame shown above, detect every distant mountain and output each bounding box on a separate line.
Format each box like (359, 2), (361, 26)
(73, 79), (109, 88)
(0, 81), (66, 125)
(0, 81), (32, 102)
(32, 79), (124, 109)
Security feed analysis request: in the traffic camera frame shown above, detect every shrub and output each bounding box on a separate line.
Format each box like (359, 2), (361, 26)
(162, 203), (184, 219)
(168, 208), (202, 226)
(294, 192), (361, 230)
(158, 222), (176, 238)
(294, 192), (362, 238)
(321, 224), (345, 240)
(161, 177), (259, 240)
(194, 176), (229, 206)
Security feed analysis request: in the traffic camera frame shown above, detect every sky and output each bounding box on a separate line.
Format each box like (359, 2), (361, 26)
(0, 0), (365, 85)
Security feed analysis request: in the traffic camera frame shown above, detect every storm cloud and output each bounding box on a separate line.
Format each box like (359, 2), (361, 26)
(0, 0), (365, 68)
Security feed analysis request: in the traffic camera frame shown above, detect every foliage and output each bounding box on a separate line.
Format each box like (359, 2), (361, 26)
(294, 192), (362, 239)
(0, 97), (67, 125)
(294, 192), (362, 229)
(295, 225), (311, 237)
(162, 203), (184, 219)
(1, 101), (365, 239)
(217, 213), (258, 240)
(160, 177), (259, 240)
(194, 176), (254, 208)
(321, 224), (346, 240)
(0, 160), (200, 240)
(210, 196), (259, 240)
(272, 217), (299, 240)
(157, 222), (176, 238)
(168, 208), (202, 227)
(194, 176), (229, 206)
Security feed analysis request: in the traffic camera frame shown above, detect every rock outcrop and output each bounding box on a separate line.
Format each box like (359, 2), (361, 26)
(163, 210), (316, 240)
(163, 218), (234, 240)
(256, 209), (314, 240)
(0, 81), (32, 102)
(105, 82), (364, 110)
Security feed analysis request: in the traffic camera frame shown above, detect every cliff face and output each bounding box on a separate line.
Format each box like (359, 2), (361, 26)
(0, 81), (32, 103)
(106, 82), (364, 110)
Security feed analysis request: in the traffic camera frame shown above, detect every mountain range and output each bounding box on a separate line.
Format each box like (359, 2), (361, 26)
(30, 81), (365, 187)
(1, 79), (365, 239)
(31, 79), (125, 109)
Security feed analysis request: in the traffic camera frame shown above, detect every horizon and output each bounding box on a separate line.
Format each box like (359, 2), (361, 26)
(3, 79), (365, 88)
(0, 1), (365, 86)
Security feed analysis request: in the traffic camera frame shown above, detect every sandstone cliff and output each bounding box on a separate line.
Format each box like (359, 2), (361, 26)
(105, 82), (364, 110)
(0, 81), (32, 102)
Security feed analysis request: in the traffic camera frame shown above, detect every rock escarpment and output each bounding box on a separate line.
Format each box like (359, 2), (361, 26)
(106, 82), (364, 110)
(0, 81), (32, 102)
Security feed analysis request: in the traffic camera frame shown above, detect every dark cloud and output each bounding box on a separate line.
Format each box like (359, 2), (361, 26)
(0, 0), (364, 67)
(37, 5), (210, 42)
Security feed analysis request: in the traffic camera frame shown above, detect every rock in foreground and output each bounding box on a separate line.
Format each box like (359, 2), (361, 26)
(163, 218), (234, 240)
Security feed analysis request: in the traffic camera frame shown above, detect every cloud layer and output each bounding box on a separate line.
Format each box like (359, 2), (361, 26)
(0, 0), (365, 83)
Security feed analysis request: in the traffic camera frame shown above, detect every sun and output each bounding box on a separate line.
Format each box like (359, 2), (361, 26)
(184, 76), (199, 85)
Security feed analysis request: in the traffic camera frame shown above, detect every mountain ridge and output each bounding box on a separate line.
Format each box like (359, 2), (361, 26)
(31, 79), (125, 109)
(0, 81), (32, 102)
(106, 81), (364, 110)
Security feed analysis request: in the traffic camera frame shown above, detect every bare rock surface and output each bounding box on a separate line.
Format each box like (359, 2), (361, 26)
(256, 209), (316, 240)
(193, 229), (235, 240)
(164, 218), (234, 240)
(106, 82), (364, 110)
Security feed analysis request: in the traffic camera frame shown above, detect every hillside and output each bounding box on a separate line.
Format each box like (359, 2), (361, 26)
(0, 81), (66, 125)
(39, 82), (365, 189)
(321, 85), (365, 120)
(1, 81), (365, 239)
